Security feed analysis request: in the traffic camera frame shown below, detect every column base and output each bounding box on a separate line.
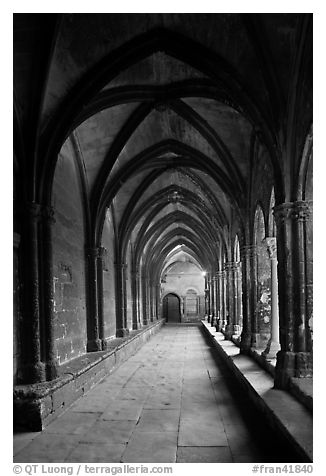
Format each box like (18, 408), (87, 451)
(262, 339), (281, 361)
(215, 319), (222, 332)
(210, 315), (216, 327)
(232, 324), (241, 336)
(224, 324), (233, 340)
(250, 333), (261, 348)
(45, 359), (59, 381)
(87, 339), (102, 352)
(274, 351), (313, 389)
(101, 339), (108, 351)
(116, 328), (130, 338)
(20, 361), (46, 384)
(240, 332), (252, 353)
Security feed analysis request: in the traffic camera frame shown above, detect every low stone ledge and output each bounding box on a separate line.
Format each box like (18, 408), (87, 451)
(288, 377), (313, 413)
(14, 319), (165, 431)
(201, 321), (313, 462)
(221, 327), (312, 413)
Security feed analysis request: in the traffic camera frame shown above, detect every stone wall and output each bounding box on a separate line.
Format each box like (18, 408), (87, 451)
(161, 261), (205, 321)
(52, 140), (87, 364)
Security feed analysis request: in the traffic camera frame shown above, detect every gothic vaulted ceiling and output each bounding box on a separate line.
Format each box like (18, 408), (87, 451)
(13, 13), (312, 277)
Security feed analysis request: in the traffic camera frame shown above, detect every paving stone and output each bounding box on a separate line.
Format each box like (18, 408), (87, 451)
(121, 431), (178, 462)
(136, 409), (180, 432)
(80, 420), (136, 444)
(71, 395), (115, 413)
(101, 400), (144, 421)
(176, 446), (233, 463)
(14, 434), (81, 462)
(117, 386), (150, 401)
(13, 431), (41, 456)
(66, 443), (126, 463)
(44, 411), (100, 435)
(13, 324), (278, 463)
(178, 418), (228, 446)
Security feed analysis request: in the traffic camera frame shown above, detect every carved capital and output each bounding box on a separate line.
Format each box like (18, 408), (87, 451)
(292, 201), (313, 222)
(98, 247), (107, 259)
(42, 205), (56, 224)
(240, 245), (257, 259)
(264, 237), (277, 259)
(114, 262), (126, 270)
(225, 261), (237, 272)
(87, 247), (99, 259)
(274, 201), (313, 224)
(25, 202), (42, 220)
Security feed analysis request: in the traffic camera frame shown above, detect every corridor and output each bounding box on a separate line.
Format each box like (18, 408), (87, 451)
(14, 324), (287, 463)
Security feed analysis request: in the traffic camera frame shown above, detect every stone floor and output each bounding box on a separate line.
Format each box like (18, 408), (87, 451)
(14, 323), (288, 463)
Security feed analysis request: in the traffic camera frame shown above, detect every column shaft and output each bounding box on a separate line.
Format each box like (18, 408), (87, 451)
(97, 247), (106, 349)
(274, 201), (313, 387)
(87, 248), (101, 350)
(20, 203), (45, 383)
(42, 206), (59, 379)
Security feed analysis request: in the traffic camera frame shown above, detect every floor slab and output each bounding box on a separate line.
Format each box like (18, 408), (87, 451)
(14, 323), (292, 463)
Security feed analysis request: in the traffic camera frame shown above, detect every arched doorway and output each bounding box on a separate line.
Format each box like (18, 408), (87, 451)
(163, 293), (181, 322)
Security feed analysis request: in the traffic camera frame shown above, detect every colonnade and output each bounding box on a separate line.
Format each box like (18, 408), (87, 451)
(204, 199), (312, 388)
(15, 198), (312, 391)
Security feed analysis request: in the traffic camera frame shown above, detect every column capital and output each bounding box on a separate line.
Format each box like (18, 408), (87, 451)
(264, 237), (277, 259)
(87, 247), (99, 259)
(274, 200), (312, 224)
(131, 268), (139, 278)
(97, 246), (107, 259)
(114, 262), (127, 270)
(224, 261), (237, 271)
(42, 205), (56, 224)
(240, 245), (257, 259)
(25, 202), (42, 219)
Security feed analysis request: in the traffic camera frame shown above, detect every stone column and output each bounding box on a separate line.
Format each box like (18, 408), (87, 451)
(262, 238), (280, 360)
(224, 262), (235, 339)
(142, 273), (148, 325)
(115, 262), (129, 337)
(236, 262), (243, 330)
(149, 282), (154, 322)
(215, 271), (224, 331)
(233, 262), (242, 336)
(206, 276), (211, 322)
(249, 245), (260, 347)
(155, 284), (161, 320)
(20, 203), (46, 383)
(210, 276), (216, 327)
(204, 275), (208, 318)
(214, 272), (220, 330)
(222, 270), (227, 330)
(97, 247), (107, 349)
(87, 248), (102, 351)
(239, 246), (252, 353)
(131, 268), (139, 330)
(274, 201), (313, 388)
(41, 206), (59, 380)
